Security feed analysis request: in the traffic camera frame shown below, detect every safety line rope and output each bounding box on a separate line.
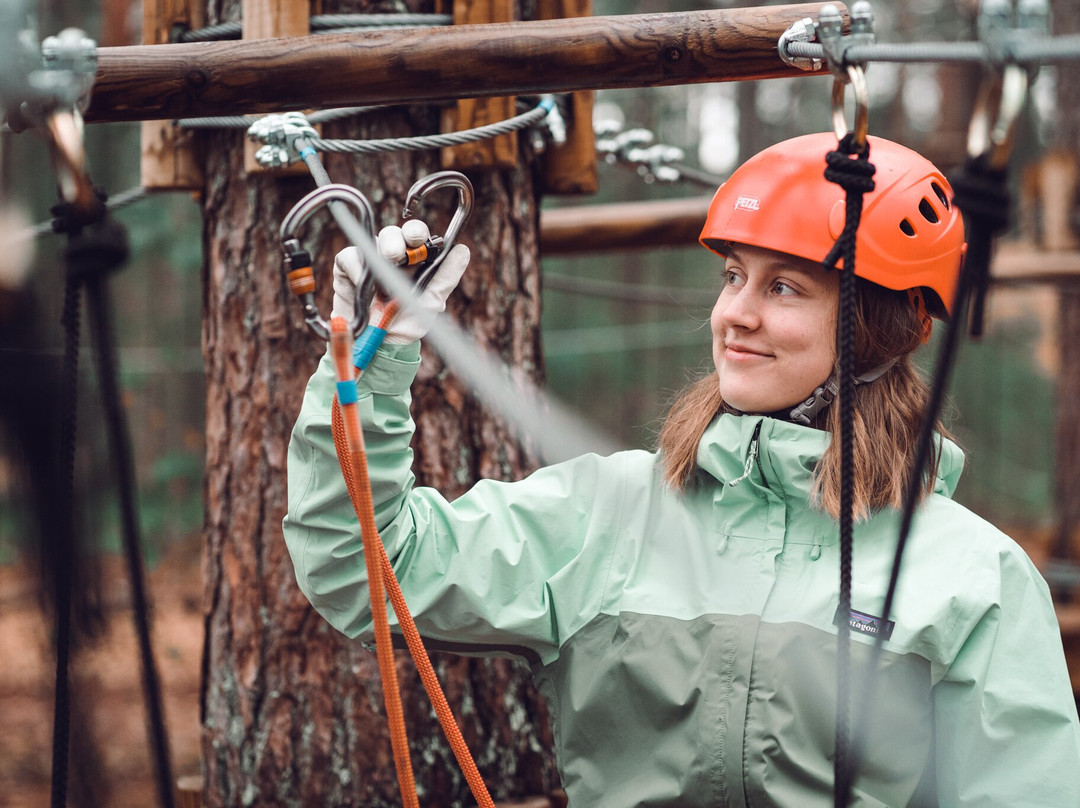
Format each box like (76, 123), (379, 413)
(297, 144), (497, 808)
(820, 132), (877, 808)
(53, 202), (177, 808)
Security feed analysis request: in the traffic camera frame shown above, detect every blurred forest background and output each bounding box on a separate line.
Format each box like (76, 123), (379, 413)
(0, 0), (1066, 565)
(0, 0), (1076, 803)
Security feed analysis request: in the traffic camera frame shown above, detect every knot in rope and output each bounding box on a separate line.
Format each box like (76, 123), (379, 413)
(823, 134), (876, 270)
(947, 155), (1012, 337)
(63, 217), (129, 283)
(949, 157), (1011, 236)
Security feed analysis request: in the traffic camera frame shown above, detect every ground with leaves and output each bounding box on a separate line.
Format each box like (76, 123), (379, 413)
(0, 539), (203, 808)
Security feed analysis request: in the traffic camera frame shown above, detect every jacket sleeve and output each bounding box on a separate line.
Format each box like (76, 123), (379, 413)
(932, 537), (1080, 807)
(282, 343), (627, 665)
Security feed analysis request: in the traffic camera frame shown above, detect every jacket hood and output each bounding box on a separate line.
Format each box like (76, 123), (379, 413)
(695, 413), (965, 502)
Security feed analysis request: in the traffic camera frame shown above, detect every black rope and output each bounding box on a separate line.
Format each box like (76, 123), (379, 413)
(54, 196), (177, 808)
(847, 153), (1012, 805)
(821, 132), (876, 808)
(49, 248), (83, 808)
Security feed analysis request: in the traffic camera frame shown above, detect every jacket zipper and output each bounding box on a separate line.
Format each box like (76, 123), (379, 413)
(728, 420), (767, 488)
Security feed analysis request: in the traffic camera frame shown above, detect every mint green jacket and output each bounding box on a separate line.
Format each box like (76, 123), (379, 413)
(284, 344), (1080, 808)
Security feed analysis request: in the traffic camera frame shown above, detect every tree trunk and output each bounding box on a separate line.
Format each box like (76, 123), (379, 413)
(198, 4), (558, 806)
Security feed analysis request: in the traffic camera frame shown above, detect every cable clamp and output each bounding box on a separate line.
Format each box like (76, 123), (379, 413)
(595, 123), (685, 184)
(778, 17), (821, 72)
(248, 111), (319, 167)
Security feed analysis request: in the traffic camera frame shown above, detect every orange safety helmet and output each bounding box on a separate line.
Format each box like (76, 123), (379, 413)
(700, 133), (965, 318)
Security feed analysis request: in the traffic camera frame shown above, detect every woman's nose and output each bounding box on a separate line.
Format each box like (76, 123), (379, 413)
(718, 286), (760, 331)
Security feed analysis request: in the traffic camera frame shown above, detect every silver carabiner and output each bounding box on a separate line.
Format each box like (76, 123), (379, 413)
(401, 170), (475, 291)
(831, 63), (870, 153)
(279, 183), (376, 340)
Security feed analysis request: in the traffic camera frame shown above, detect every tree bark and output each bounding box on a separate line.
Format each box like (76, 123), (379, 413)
(198, 4), (557, 806)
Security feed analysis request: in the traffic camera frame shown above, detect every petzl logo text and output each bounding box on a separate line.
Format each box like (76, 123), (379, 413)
(734, 196), (760, 211)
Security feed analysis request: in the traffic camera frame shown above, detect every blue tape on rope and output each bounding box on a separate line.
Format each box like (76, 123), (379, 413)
(353, 326), (387, 371)
(336, 379), (359, 405)
(299, 146), (316, 159)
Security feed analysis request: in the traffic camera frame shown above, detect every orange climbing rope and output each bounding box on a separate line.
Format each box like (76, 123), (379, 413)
(328, 315), (495, 808)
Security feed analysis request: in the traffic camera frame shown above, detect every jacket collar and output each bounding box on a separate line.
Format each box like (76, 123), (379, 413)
(695, 412), (965, 501)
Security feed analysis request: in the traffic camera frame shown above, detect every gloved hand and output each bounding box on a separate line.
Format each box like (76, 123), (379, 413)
(331, 219), (470, 344)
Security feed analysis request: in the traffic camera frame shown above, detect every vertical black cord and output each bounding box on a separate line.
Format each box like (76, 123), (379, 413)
(56, 207), (177, 808)
(50, 266), (82, 808)
(821, 133), (876, 808)
(849, 155), (1011, 786)
(75, 219), (177, 808)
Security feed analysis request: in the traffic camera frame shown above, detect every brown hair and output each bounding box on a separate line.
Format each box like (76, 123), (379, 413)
(657, 278), (950, 520)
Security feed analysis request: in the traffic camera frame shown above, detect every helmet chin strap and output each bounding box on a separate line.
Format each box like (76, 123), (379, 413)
(788, 358), (898, 426)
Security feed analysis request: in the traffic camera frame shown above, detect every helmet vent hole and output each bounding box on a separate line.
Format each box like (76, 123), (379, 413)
(919, 198), (940, 224)
(900, 219), (916, 237)
(931, 181), (950, 210)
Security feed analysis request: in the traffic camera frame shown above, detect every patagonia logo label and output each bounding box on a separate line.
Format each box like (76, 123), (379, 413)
(734, 196), (760, 211)
(834, 607), (895, 640)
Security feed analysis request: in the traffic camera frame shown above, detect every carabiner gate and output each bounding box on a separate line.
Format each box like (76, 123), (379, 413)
(400, 170), (475, 292)
(279, 184), (377, 340)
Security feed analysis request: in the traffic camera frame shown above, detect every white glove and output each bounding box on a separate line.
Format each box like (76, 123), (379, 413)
(331, 220), (470, 345)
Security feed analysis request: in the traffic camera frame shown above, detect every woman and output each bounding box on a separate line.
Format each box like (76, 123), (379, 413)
(283, 133), (1080, 806)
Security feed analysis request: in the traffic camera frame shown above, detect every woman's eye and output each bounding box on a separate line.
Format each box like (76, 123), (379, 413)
(723, 269), (743, 287)
(773, 281), (798, 296)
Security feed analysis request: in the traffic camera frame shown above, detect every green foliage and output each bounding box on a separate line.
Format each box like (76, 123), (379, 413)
(943, 316), (1056, 525)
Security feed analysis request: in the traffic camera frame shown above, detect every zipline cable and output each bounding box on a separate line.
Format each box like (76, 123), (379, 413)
(298, 101), (550, 156)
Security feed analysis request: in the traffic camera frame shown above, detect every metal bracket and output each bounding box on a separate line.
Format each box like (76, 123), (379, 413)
(816, 1), (875, 81)
(247, 111), (319, 167)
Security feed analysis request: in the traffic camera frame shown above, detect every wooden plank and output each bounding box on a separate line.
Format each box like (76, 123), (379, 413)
(991, 240), (1080, 288)
(139, 0), (204, 189)
(540, 196), (712, 255)
(536, 0), (597, 195)
(242, 0), (312, 175)
(86, 4), (842, 124)
(441, 0), (517, 171)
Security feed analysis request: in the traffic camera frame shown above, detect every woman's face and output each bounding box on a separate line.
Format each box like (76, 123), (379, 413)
(711, 243), (839, 414)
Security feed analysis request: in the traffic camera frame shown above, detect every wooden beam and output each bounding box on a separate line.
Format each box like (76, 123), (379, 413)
(441, 0), (517, 171)
(991, 240), (1080, 287)
(86, 4), (842, 124)
(536, 0), (597, 195)
(139, 0), (204, 189)
(540, 196), (712, 255)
